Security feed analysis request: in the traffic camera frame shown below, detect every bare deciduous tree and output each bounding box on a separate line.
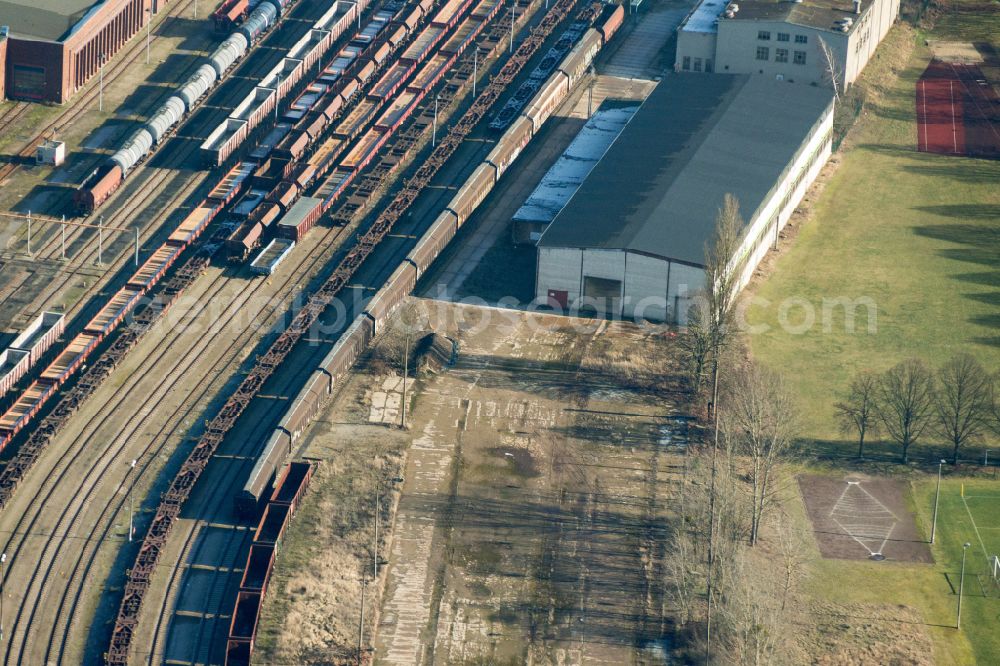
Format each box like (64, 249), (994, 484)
(991, 372), (1000, 436)
(935, 353), (992, 464)
(875, 359), (936, 464)
(678, 300), (712, 394)
(817, 36), (842, 101)
(663, 526), (700, 626)
(703, 193), (745, 660)
(720, 550), (782, 666)
(704, 193), (744, 401)
(835, 371), (880, 458)
(722, 362), (798, 546)
(774, 518), (807, 613)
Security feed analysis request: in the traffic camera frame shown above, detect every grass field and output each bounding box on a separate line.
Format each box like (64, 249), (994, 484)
(914, 477), (1000, 663)
(743, 2), (1000, 661)
(745, 7), (1000, 450)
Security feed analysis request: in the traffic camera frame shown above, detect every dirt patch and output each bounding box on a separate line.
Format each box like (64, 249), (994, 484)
(927, 40), (984, 63)
(372, 300), (689, 665)
(485, 445), (541, 478)
(798, 474), (933, 563)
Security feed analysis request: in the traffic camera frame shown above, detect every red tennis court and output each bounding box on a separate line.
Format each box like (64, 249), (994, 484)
(916, 59), (1000, 158)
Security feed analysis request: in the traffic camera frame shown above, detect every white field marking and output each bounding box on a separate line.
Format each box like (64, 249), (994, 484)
(961, 495), (1000, 500)
(829, 481), (899, 556)
(950, 80), (959, 153)
(920, 81), (928, 150)
(962, 494), (990, 559)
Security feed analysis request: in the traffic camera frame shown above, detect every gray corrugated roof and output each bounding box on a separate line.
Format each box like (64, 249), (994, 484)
(0, 0), (102, 42)
(537, 74), (833, 266)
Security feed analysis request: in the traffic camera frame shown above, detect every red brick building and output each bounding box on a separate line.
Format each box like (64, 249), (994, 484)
(0, 0), (167, 103)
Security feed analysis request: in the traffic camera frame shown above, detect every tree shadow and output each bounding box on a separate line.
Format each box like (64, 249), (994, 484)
(903, 162), (1000, 184)
(912, 205), (1000, 221)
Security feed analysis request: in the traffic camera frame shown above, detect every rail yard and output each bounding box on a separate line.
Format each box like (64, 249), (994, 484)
(0, 0), (636, 663)
(2, 0), (968, 661)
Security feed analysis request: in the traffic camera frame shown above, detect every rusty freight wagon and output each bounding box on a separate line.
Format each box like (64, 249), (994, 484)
(8, 311), (65, 367)
(276, 196), (323, 241)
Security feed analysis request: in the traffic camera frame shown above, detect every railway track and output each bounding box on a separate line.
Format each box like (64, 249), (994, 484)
(0, 0), (205, 189)
(0, 206), (358, 665)
(132, 0), (587, 661)
(0, 1), (323, 326)
(0, 5), (427, 641)
(0, 103), (31, 141)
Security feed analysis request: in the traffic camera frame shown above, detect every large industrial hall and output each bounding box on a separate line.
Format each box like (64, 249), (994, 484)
(0, 0), (151, 102)
(534, 72), (835, 322)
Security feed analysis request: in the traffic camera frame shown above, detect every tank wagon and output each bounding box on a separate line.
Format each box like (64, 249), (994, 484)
(200, 0), (365, 168)
(73, 0), (308, 215)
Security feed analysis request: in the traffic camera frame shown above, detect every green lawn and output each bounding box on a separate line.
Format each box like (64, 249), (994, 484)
(914, 477), (1000, 664)
(746, 2), (1000, 661)
(746, 16), (1000, 447)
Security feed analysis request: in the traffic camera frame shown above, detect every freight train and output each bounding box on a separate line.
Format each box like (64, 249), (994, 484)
(73, 0), (309, 215)
(233, 0), (500, 509)
(0, 0), (390, 452)
(222, 0), (501, 265)
(233, 2), (625, 516)
(227, 461), (312, 666)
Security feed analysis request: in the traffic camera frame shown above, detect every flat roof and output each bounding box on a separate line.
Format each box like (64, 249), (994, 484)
(682, 0), (874, 34)
(682, 0), (727, 34)
(0, 0), (104, 42)
(537, 74), (834, 266)
(514, 104), (638, 225)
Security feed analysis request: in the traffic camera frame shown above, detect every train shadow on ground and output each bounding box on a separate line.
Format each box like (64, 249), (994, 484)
(153, 17), (214, 52)
(117, 83), (177, 118)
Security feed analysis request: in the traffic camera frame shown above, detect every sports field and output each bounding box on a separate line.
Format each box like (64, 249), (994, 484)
(916, 477), (1000, 663)
(916, 60), (1000, 157)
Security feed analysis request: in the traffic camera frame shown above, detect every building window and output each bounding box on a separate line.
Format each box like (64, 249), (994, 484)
(705, 58), (714, 73)
(758, 30), (771, 40)
(795, 34), (808, 44)
(693, 57), (702, 72)
(682, 56), (691, 70)
(756, 46), (769, 60)
(777, 32), (790, 42)
(775, 48), (789, 63)
(793, 50), (807, 65)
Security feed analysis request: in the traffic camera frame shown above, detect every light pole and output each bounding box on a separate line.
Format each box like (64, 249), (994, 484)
(931, 459), (945, 544)
(400, 333), (410, 428)
(472, 49), (477, 97)
(128, 459), (137, 542)
(958, 542), (970, 629)
(357, 574), (366, 665)
(146, 9), (151, 65)
(99, 53), (106, 112)
(97, 215), (104, 265)
(432, 95), (439, 147)
(0, 552), (5, 643)
(509, 3), (515, 53)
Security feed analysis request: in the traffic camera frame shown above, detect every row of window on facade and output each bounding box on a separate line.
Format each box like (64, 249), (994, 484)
(756, 46), (806, 64)
(680, 56), (714, 72)
(758, 30), (808, 43)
